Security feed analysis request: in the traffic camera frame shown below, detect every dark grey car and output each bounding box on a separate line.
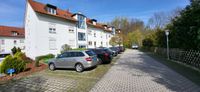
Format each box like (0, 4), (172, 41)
(48, 50), (99, 72)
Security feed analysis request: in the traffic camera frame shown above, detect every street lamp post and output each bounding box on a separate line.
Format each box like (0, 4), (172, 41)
(165, 30), (170, 60)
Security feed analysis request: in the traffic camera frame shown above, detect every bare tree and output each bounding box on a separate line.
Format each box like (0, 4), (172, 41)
(148, 8), (182, 29)
(148, 12), (169, 29)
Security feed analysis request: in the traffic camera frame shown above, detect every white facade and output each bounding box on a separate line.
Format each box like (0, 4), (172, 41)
(25, 1), (115, 59)
(0, 37), (25, 53)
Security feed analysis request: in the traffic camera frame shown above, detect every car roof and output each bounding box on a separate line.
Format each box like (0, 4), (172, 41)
(0, 52), (11, 54)
(63, 50), (89, 52)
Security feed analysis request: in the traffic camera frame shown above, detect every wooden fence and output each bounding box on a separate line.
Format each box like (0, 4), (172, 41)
(152, 47), (200, 69)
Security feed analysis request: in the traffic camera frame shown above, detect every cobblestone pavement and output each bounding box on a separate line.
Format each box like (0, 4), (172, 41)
(0, 73), (77, 92)
(90, 49), (200, 92)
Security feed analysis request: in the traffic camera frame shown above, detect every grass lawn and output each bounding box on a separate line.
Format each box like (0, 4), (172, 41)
(146, 52), (200, 86)
(43, 54), (121, 92)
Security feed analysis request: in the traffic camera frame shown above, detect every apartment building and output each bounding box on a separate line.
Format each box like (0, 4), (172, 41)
(25, 0), (116, 59)
(0, 26), (25, 53)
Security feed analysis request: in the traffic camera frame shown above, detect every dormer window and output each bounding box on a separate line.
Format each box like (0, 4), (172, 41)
(91, 19), (97, 25)
(12, 31), (18, 36)
(46, 4), (57, 15)
(108, 27), (112, 30)
(103, 25), (108, 29)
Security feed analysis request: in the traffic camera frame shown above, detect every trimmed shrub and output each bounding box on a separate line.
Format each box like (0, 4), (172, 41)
(0, 55), (26, 74)
(11, 46), (17, 55)
(14, 52), (33, 63)
(61, 44), (72, 53)
(72, 48), (87, 51)
(35, 54), (55, 67)
(17, 47), (21, 52)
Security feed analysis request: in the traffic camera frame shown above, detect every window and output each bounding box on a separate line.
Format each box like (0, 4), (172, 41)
(0, 54), (10, 58)
(85, 51), (96, 56)
(68, 26), (74, 33)
(88, 30), (92, 35)
(1, 39), (5, 45)
(94, 41), (96, 47)
(49, 23), (56, 34)
(101, 42), (103, 46)
(77, 15), (86, 29)
(88, 41), (92, 46)
(49, 38), (57, 50)
(20, 39), (24, 43)
(47, 7), (56, 15)
(78, 32), (86, 41)
(75, 52), (85, 57)
(58, 52), (70, 58)
(49, 28), (56, 34)
(12, 31), (18, 36)
(94, 32), (96, 37)
(14, 40), (17, 45)
(69, 29), (74, 33)
(79, 45), (86, 48)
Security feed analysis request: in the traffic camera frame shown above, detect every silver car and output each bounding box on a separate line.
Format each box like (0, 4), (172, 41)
(48, 50), (99, 72)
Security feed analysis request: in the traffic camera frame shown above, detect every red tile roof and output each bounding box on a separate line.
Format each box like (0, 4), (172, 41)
(28, 0), (113, 32)
(28, 0), (76, 22)
(0, 26), (25, 38)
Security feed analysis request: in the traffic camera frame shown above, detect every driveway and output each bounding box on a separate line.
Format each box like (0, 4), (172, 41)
(0, 72), (77, 92)
(90, 49), (200, 92)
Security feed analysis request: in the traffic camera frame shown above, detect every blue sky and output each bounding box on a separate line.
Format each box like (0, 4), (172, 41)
(0, 0), (189, 27)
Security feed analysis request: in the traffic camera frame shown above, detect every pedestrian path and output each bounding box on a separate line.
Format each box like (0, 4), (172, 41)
(90, 49), (200, 92)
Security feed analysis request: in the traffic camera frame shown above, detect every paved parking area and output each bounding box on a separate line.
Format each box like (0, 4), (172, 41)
(0, 73), (77, 92)
(90, 49), (200, 92)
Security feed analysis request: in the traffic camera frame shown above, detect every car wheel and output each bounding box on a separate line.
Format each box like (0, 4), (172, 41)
(49, 63), (55, 71)
(75, 63), (84, 72)
(98, 58), (103, 64)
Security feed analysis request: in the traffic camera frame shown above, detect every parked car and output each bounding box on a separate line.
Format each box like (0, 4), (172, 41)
(132, 44), (139, 49)
(98, 47), (115, 57)
(48, 50), (98, 72)
(88, 49), (112, 64)
(118, 46), (125, 52)
(109, 47), (120, 54)
(0, 52), (12, 64)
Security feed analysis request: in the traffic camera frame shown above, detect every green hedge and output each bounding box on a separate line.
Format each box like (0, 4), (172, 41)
(35, 54), (55, 67)
(0, 52), (26, 74)
(72, 48), (87, 51)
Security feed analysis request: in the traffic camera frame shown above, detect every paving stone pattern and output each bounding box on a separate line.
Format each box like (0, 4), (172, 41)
(0, 74), (76, 92)
(90, 49), (200, 92)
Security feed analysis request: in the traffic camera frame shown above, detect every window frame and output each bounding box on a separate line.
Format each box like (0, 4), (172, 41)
(78, 32), (86, 41)
(1, 39), (5, 45)
(49, 23), (56, 34)
(78, 45), (86, 48)
(49, 38), (57, 50)
(77, 15), (86, 29)
(47, 7), (56, 15)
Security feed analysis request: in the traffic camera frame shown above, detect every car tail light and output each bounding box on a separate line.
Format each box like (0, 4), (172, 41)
(104, 53), (109, 56)
(85, 57), (92, 61)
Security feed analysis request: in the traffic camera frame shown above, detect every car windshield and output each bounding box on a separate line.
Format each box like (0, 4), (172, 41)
(86, 51), (96, 56)
(0, 54), (10, 58)
(105, 48), (113, 52)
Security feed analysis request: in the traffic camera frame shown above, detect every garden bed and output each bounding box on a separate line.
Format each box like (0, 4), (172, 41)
(0, 62), (47, 83)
